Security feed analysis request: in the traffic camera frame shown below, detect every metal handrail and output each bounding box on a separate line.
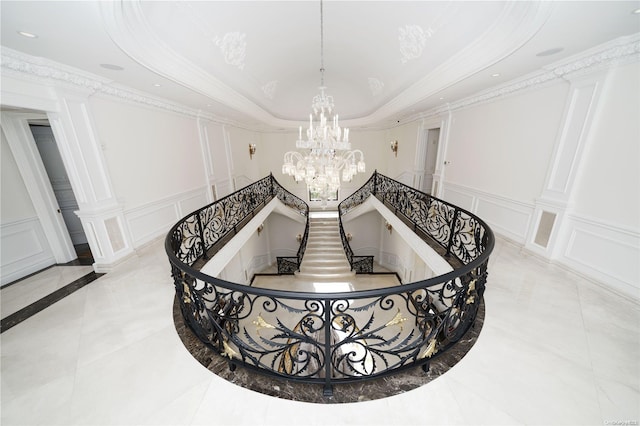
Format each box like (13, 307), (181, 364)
(165, 172), (494, 397)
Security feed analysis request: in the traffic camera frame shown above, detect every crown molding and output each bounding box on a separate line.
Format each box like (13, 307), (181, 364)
(418, 33), (640, 120)
(332, 1), (556, 129)
(99, 1), (290, 129)
(100, 0), (555, 131)
(0, 47), (248, 128)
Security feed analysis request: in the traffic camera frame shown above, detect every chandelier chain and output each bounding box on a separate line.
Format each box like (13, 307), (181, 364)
(281, 0), (366, 206)
(320, 0), (325, 86)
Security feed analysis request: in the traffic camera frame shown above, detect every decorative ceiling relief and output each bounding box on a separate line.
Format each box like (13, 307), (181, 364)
(398, 24), (434, 64)
(214, 32), (247, 70)
(368, 78), (384, 96)
(262, 80), (278, 100)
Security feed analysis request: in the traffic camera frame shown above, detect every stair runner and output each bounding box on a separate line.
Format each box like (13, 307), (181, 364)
(295, 215), (355, 281)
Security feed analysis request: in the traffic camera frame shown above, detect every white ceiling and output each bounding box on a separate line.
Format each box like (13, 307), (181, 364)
(2, 1), (639, 130)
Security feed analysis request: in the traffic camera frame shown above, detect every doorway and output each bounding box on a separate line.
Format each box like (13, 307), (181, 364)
(29, 123), (92, 263)
(1, 110), (90, 272)
(423, 128), (440, 194)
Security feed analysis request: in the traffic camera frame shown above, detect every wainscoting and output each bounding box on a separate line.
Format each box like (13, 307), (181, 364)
(1, 217), (55, 286)
(379, 250), (407, 282)
(442, 182), (640, 299)
(442, 182), (534, 244)
(123, 187), (209, 249)
(558, 214), (640, 298)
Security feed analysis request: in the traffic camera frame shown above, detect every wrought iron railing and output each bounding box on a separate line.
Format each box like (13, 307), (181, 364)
(338, 171), (492, 269)
(166, 174), (308, 271)
(275, 215), (309, 275)
(166, 172), (494, 397)
(338, 174), (376, 273)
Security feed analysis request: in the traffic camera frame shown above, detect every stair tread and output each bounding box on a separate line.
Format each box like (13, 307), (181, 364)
(298, 217), (356, 279)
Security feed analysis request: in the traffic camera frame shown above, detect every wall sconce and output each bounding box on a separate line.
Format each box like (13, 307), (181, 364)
(257, 223), (264, 235)
(346, 233), (352, 241)
(296, 233), (302, 243)
(390, 140), (398, 157)
(385, 221), (393, 233)
(249, 143), (256, 159)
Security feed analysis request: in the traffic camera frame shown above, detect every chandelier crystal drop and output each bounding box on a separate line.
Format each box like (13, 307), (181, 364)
(281, 0), (366, 205)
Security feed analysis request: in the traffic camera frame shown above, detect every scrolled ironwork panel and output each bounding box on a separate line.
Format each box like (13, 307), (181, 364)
(328, 294), (425, 378)
(450, 211), (486, 263)
(338, 176), (374, 216)
(277, 257), (299, 274)
(233, 295), (329, 379)
(172, 214), (203, 265)
(351, 256), (373, 273)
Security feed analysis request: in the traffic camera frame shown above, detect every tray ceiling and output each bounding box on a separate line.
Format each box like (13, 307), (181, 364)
(1, 1), (639, 129)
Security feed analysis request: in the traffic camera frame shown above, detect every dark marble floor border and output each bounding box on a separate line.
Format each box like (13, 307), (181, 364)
(1, 271), (104, 333)
(173, 295), (485, 404)
(1, 252), (93, 290)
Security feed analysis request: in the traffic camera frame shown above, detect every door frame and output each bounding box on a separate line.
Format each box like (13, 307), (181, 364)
(1, 111), (77, 264)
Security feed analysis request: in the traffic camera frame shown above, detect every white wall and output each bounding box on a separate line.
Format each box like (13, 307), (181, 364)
(227, 126), (261, 188)
(220, 229), (270, 284)
(555, 62), (640, 297)
(342, 210), (381, 258)
(89, 95), (205, 209)
(89, 95), (209, 248)
(571, 62), (640, 228)
(383, 121), (422, 183)
(265, 213), (304, 259)
(445, 83), (569, 204)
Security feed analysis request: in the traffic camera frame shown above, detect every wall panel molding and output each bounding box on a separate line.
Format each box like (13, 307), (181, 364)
(1, 217), (55, 286)
(557, 214), (640, 298)
(442, 182), (535, 244)
(123, 186), (208, 248)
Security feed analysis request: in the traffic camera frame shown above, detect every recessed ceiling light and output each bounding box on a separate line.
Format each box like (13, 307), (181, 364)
(491, 73), (500, 77)
(536, 47), (564, 57)
(17, 31), (38, 38)
(100, 63), (124, 71)
(153, 83), (162, 87)
(439, 97), (444, 100)
(633, 8), (640, 14)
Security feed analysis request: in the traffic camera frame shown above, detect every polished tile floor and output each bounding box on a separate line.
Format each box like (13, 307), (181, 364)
(1, 238), (638, 425)
(1, 265), (94, 318)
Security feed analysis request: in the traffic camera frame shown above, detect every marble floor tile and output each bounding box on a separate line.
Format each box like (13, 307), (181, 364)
(1, 265), (94, 318)
(1, 237), (638, 425)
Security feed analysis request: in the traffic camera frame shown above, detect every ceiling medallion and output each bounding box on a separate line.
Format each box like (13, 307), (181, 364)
(398, 24), (433, 64)
(368, 77), (385, 96)
(282, 0), (366, 205)
(214, 32), (247, 70)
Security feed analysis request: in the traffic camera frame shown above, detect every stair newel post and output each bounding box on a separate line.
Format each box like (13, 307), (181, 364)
(323, 297), (333, 397)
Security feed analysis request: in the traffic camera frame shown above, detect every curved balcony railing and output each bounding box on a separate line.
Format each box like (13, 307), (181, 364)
(338, 171), (492, 270)
(166, 172), (494, 397)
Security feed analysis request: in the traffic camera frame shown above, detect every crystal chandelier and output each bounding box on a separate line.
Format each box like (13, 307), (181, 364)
(282, 0), (365, 204)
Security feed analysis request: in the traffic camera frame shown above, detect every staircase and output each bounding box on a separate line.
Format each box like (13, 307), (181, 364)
(295, 214), (355, 281)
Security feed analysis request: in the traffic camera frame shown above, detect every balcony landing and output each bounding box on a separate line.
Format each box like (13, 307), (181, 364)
(251, 271), (401, 292)
(173, 293), (484, 404)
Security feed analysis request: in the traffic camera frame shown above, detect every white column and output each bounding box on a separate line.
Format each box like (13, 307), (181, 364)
(52, 88), (134, 272)
(525, 70), (610, 259)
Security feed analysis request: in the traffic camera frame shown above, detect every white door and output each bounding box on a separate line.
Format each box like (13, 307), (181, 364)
(30, 124), (87, 245)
